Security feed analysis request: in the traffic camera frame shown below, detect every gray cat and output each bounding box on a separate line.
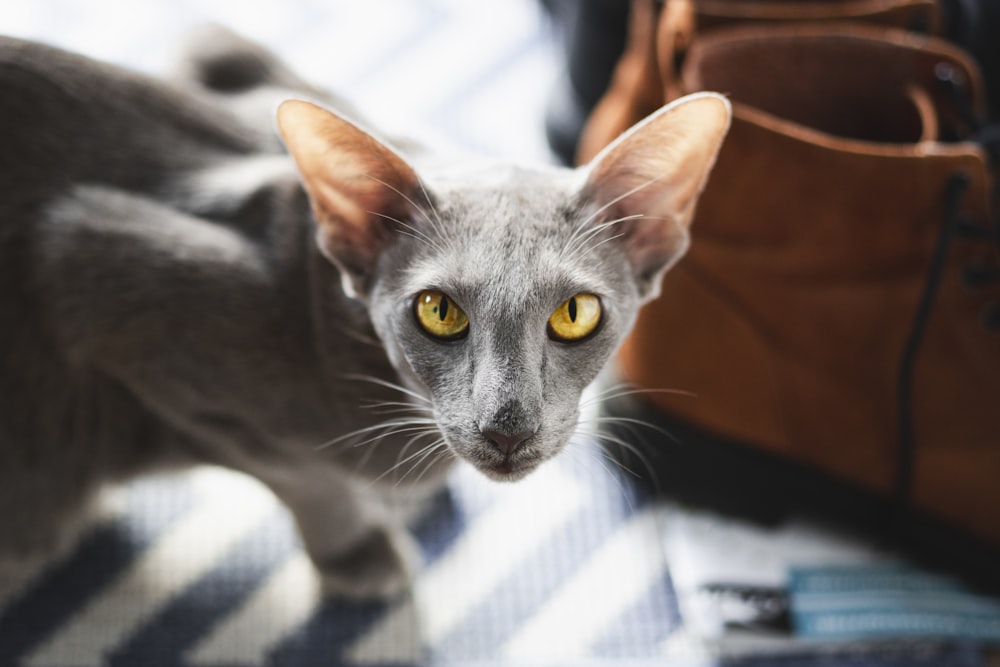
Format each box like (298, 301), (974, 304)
(0, 29), (729, 598)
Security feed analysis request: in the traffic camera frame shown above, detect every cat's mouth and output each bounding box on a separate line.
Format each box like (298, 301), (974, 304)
(480, 456), (538, 482)
(441, 425), (555, 482)
(468, 441), (550, 482)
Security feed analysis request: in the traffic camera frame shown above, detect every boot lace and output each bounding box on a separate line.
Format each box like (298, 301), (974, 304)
(895, 64), (999, 501)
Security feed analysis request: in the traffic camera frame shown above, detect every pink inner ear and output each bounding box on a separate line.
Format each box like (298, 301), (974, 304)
(579, 93), (731, 294)
(579, 166), (692, 289)
(277, 99), (423, 285)
(624, 213), (690, 282)
(583, 92), (730, 220)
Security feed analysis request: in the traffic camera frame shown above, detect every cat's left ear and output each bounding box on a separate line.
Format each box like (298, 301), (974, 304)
(277, 99), (422, 299)
(580, 92), (731, 301)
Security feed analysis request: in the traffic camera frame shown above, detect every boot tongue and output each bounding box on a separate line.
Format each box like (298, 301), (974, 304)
(681, 26), (970, 145)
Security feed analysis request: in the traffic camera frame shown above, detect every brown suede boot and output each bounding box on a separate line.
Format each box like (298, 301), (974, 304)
(587, 18), (1000, 579)
(694, 0), (942, 32)
(577, 0), (946, 163)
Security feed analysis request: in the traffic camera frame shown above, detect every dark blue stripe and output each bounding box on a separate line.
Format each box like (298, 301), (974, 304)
(106, 507), (297, 667)
(433, 448), (652, 658)
(0, 475), (198, 665)
(269, 594), (419, 667)
(268, 481), (472, 667)
(409, 486), (469, 563)
(593, 571), (681, 658)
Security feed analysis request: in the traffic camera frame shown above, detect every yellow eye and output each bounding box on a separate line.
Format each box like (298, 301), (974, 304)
(414, 290), (470, 340)
(548, 294), (602, 342)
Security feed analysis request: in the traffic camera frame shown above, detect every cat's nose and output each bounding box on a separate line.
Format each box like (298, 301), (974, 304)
(480, 427), (535, 456)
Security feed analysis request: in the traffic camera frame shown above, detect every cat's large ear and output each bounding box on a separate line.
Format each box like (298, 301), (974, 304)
(580, 92), (731, 301)
(277, 99), (422, 299)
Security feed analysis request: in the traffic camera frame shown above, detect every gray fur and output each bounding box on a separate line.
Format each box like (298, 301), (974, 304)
(0, 28), (729, 597)
(368, 163), (640, 479)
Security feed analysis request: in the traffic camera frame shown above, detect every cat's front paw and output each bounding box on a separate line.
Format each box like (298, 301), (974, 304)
(316, 526), (418, 600)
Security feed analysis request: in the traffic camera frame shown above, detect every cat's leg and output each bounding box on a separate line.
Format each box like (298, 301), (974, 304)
(154, 416), (420, 600)
(257, 465), (420, 599)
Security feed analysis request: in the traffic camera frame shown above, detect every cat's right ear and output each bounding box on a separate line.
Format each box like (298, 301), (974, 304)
(579, 92), (731, 302)
(277, 99), (422, 299)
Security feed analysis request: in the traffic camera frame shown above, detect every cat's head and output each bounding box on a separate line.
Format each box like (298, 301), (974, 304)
(277, 94), (729, 481)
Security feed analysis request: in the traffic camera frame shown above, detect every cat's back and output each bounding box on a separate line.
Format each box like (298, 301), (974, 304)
(0, 35), (265, 215)
(0, 36), (303, 472)
(0, 35), (297, 319)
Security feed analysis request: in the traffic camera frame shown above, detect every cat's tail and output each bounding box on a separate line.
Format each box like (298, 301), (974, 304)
(167, 25), (370, 146)
(170, 24), (318, 95)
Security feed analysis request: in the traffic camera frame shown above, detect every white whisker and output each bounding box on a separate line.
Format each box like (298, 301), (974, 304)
(563, 212), (659, 264)
(349, 423), (438, 451)
(563, 213), (635, 261)
(577, 425), (659, 495)
(580, 173), (663, 229)
(411, 447), (456, 486)
(359, 400), (435, 416)
(368, 210), (445, 254)
(563, 436), (637, 514)
(415, 177), (448, 238)
(585, 415), (679, 444)
(365, 174), (437, 230)
(366, 438), (447, 488)
(366, 174), (456, 255)
(562, 170), (672, 264)
(315, 417), (436, 451)
(577, 231), (626, 258)
(579, 384), (696, 410)
(339, 374), (432, 405)
(357, 425), (440, 475)
(396, 440), (451, 488)
(564, 212), (645, 257)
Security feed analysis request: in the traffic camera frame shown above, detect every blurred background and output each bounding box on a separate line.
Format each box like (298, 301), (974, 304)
(0, 0), (560, 162)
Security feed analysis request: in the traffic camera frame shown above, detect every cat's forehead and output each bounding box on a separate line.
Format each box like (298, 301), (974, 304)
(429, 164), (577, 253)
(424, 161), (580, 236)
(397, 162), (622, 307)
(422, 156), (575, 187)
(423, 159), (579, 209)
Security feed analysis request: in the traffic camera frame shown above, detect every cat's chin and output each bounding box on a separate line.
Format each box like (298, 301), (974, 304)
(474, 457), (541, 483)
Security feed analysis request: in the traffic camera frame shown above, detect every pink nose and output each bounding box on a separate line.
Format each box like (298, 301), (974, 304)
(481, 428), (534, 456)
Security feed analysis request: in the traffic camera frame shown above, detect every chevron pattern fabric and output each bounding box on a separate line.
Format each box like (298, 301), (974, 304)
(0, 448), (679, 666)
(0, 1), (996, 666)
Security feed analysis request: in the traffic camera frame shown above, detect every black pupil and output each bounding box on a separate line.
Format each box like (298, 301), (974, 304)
(568, 297), (577, 323)
(437, 295), (450, 322)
